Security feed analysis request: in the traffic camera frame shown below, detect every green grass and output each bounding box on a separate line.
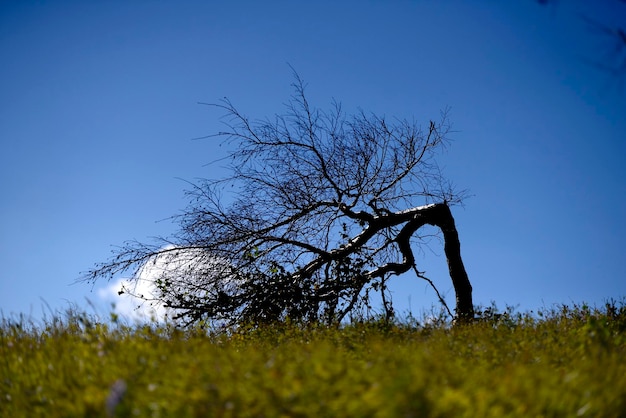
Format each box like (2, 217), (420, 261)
(1, 302), (625, 417)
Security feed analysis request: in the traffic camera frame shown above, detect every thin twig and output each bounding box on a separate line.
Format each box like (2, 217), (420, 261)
(412, 264), (453, 319)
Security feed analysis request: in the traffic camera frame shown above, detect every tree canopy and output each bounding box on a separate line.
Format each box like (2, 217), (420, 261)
(84, 74), (473, 327)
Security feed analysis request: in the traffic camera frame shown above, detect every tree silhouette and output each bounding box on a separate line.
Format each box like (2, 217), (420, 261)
(83, 74), (473, 327)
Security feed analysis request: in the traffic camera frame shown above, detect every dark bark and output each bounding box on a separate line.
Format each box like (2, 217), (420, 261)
(312, 202), (474, 323)
(377, 203), (473, 323)
(426, 204), (474, 323)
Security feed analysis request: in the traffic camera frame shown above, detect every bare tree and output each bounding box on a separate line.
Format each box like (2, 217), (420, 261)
(83, 74), (474, 327)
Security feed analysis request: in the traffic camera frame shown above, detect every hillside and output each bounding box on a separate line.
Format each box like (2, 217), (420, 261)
(1, 302), (625, 417)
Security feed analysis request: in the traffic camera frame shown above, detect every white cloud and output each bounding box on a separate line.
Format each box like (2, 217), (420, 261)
(96, 245), (180, 323)
(97, 276), (170, 323)
(96, 245), (235, 324)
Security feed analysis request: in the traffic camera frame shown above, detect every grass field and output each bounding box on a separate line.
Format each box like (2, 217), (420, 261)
(1, 302), (625, 417)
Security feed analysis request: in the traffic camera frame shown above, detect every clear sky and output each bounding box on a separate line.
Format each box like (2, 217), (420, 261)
(1, 0), (625, 322)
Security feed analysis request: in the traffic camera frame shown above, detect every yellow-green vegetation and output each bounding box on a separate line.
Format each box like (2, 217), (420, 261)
(1, 303), (625, 417)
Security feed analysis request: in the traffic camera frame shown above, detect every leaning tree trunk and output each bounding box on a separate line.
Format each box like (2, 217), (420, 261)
(427, 204), (474, 323)
(397, 203), (474, 323)
(296, 202), (474, 324)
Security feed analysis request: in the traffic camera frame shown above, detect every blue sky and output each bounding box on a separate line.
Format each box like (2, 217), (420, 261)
(1, 0), (624, 321)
